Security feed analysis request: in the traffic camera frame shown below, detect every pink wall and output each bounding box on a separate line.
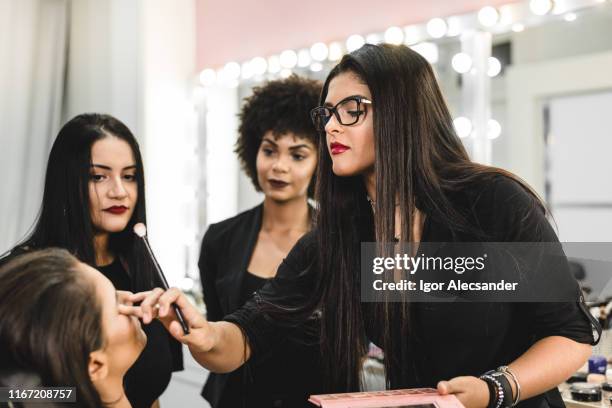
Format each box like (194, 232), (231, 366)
(196, 0), (520, 70)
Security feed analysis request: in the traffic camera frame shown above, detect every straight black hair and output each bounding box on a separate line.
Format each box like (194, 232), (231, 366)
(4, 113), (155, 291)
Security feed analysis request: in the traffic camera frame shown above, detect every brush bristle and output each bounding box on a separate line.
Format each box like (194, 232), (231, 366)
(133, 223), (147, 237)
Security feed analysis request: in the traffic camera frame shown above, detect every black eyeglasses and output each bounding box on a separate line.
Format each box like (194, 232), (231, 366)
(310, 95), (372, 132)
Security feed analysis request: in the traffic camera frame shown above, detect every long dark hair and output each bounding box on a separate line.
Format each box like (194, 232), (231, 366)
(0, 249), (104, 407)
(315, 44), (544, 391)
(4, 113), (155, 291)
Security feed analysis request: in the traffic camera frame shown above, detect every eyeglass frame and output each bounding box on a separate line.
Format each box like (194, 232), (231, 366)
(310, 95), (372, 132)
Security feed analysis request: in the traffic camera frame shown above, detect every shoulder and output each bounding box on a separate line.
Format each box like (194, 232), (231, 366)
(473, 174), (541, 211)
(458, 173), (550, 241)
(276, 230), (317, 272)
(275, 229), (319, 281)
(0, 245), (34, 269)
(202, 204), (262, 244)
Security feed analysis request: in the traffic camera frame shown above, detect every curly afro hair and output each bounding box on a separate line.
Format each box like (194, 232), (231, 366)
(235, 74), (322, 197)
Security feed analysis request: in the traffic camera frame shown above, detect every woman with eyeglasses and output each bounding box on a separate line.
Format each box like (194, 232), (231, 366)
(198, 75), (323, 408)
(134, 44), (600, 408)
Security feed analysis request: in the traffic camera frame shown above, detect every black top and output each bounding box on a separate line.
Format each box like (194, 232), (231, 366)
(199, 204), (322, 408)
(242, 271), (270, 301)
(225, 176), (601, 408)
(98, 259), (183, 408)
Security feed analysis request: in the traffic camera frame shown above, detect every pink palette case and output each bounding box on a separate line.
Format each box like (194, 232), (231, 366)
(309, 387), (466, 408)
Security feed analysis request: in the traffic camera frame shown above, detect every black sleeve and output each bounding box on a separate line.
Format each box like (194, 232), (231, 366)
(492, 177), (601, 345)
(199, 225), (224, 322)
(223, 231), (318, 362)
(169, 333), (184, 371)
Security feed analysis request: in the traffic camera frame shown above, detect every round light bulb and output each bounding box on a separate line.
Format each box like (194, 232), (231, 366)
(346, 34), (365, 52)
(488, 119), (502, 139)
(384, 26), (404, 45)
(403, 26), (420, 45)
(529, 0), (554, 16)
(310, 42), (329, 62)
(453, 117), (473, 139)
(310, 62), (323, 72)
(328, 42), (343, 61)
(241, 61), (254, 80)
(199, 69), (216, 87)
(267, 56), (281, 74)
(487, 57), (502, 77)
(251, 57), (267, 76)
(279, 50), (298, 69)
(478, 6), (500, 27)
(451, 53), (473, 74)
(426, 18), (448, 39)
(297, 49), (311, 67)
(280, 69), (292, 78)
(366, 33), (383, 44)
(223, 62), (241, 80)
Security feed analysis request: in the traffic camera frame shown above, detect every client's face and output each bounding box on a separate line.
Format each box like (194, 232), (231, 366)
(324, 71), (375, 177)
(81, 262), (146, 378)
(256, 132), (317, 203)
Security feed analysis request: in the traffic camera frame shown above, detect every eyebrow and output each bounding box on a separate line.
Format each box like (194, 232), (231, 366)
(262, 138), (312, 151)
(91, 164), (137, 171)
(324, 94), (369, 107)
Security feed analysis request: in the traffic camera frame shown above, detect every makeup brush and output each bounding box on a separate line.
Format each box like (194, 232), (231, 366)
(133, 223), (190, 335)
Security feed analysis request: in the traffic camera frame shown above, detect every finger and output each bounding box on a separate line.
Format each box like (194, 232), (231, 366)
(118, 304), (143, 318)
(437, 380), (452, 395)
(128, 291), (151, 304)
(157, 288), (206, 327)
(116, 290), (135, 306)
(168, 320), (187, 340)
(140, 288), (164, 323)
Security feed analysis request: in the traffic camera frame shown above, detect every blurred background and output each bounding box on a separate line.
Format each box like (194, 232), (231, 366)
(1, 0), (612, 405)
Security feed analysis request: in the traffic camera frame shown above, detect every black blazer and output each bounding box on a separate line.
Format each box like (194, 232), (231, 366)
(198, 204), (322, 408)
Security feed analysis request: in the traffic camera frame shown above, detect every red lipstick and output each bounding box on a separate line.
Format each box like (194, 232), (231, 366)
(330, 142), (350, 155)
(104, 206), (128, 215)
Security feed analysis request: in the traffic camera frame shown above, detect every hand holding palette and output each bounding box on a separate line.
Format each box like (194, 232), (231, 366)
(309, 388), (465, 408)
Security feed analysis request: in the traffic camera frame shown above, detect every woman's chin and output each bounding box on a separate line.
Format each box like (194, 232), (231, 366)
(332, 163), (359, 177)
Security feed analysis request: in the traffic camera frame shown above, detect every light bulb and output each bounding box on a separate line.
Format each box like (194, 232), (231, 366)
(454, 117), (473, 138)
(452, 53), (473, 74)
(427, 18), (448, 38)
(346, 34), (365, 52)
(199, 69), (216, 87)
(478, 6), (500, 27)
(384, 26), (404, 45)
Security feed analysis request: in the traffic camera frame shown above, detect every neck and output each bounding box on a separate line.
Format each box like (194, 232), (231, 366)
(94, 233), (113, 266)
(97, 378), (130, 408)
(261, 196), (310, 234)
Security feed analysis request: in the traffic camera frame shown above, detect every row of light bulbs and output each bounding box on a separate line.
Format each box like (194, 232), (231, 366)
(454, 117), (502, 140)
(199, 0), (610, 142)
(199, 0), (603, 87)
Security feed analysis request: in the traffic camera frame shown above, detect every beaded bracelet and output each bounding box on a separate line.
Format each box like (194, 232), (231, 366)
(480, 374), (504, 408)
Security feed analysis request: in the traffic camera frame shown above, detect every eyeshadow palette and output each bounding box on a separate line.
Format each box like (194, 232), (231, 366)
(309, 388), (465, 408)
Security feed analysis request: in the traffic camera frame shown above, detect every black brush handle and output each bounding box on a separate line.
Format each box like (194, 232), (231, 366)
(141, 236), (190, 335)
